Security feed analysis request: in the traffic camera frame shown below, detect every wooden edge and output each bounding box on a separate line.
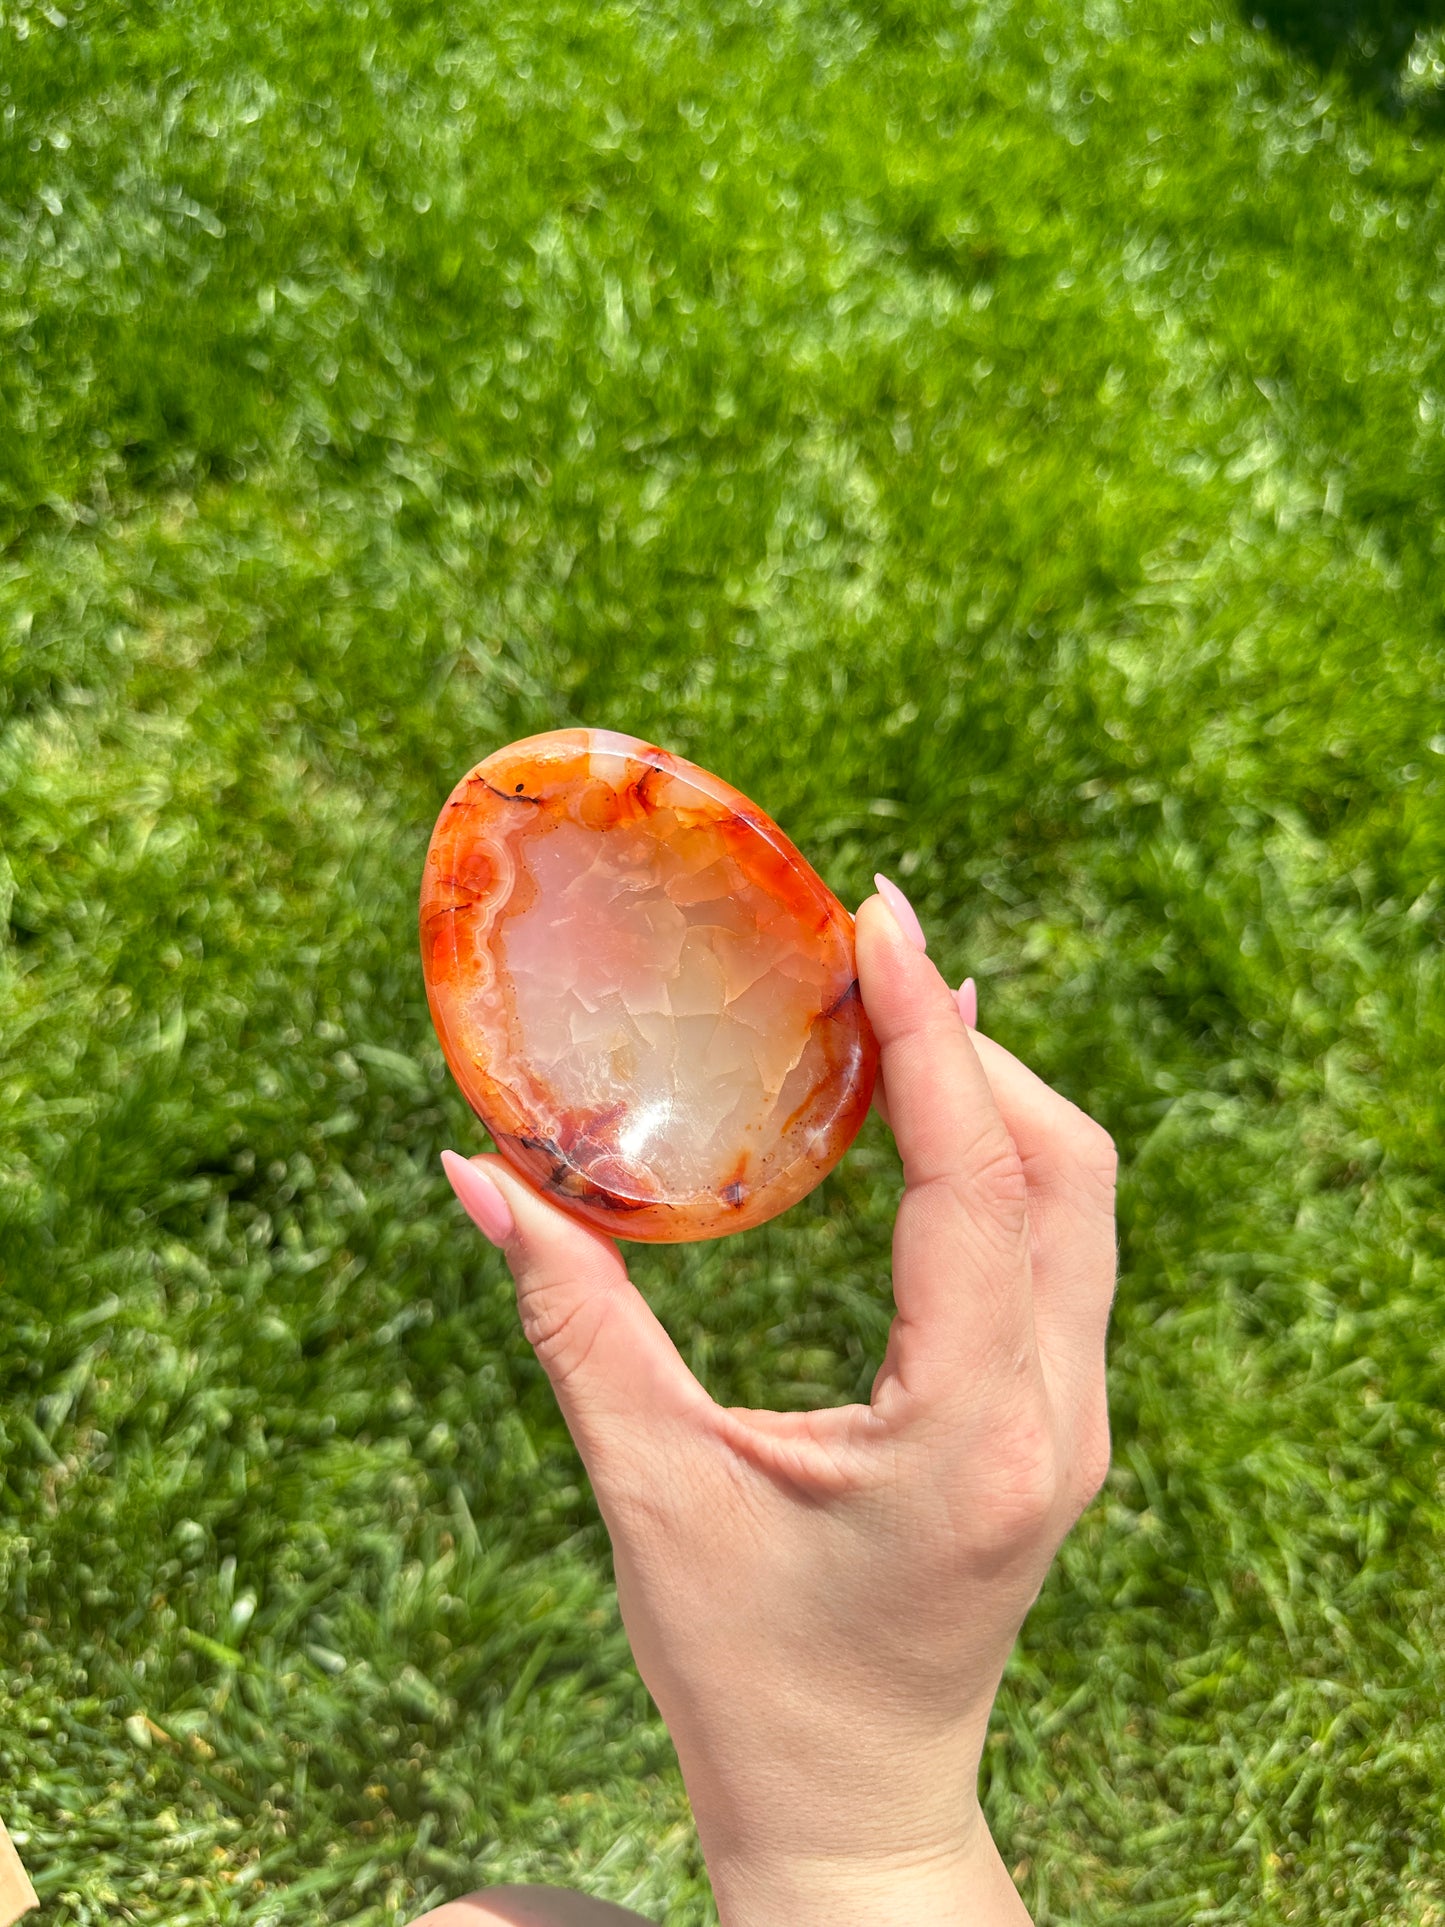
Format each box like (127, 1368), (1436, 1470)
(0, 1821), (37, 1927)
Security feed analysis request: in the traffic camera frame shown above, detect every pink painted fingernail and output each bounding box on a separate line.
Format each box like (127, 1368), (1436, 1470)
(441, 1149), (515, 1247)
(873, 873), (927, 952)
(956, 977), (978, 1028)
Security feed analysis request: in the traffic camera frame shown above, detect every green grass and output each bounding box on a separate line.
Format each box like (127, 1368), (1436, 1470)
(2, 0), (1444, 1919)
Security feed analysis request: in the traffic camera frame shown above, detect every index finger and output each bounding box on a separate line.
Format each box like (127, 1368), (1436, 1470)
(854, 894), (1037, 1410)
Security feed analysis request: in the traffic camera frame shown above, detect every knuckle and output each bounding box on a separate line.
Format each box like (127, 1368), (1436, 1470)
(516, 1275), (602, 1385)
(911, 1135), (1029, 1243)
(978, 1138), (1030, 1206)
(976, 1406), (1061, 1547)
(948, 1136), (1028, 1227)
(1074, 1409), (1113, 1506)
(1006, 1441), (1061, 1531)
(1073, 1114), (1118, 1190)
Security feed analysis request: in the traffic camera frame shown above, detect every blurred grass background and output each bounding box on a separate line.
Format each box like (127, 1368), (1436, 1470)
(2, 0), (1444, 1920)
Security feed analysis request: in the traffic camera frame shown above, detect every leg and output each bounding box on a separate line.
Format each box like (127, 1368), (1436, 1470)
(407, 1887), (656, 1927)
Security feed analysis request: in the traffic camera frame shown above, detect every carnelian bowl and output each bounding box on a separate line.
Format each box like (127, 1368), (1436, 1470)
(420, 728), (878, 1242)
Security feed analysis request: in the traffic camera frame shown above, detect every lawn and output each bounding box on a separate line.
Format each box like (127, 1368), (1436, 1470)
(2, 0), (1444, 1920)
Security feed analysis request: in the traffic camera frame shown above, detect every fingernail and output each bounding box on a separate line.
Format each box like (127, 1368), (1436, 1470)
(956, 977), (978, 1028)
(872, 873), (927, 952)
(441, 1149), (515, 1247)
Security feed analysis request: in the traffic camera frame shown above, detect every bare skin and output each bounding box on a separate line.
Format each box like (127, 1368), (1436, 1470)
(421, 885), (1117, 1927)
(409, 1888), (652, 1926)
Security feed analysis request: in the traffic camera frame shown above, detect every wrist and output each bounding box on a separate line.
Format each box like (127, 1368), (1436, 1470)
(704, 1807), (1032, 1927)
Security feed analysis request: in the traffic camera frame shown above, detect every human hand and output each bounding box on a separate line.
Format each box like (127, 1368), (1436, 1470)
(441, 884), (1117, 1927)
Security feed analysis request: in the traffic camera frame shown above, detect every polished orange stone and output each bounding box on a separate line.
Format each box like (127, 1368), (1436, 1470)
(420, 728), (878, 1242)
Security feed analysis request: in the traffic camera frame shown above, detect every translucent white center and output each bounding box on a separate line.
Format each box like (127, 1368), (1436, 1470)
(497, 818), (833, 1197)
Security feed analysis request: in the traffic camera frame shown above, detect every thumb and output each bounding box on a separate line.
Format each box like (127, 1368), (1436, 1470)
(440, 1149), (710, 1479)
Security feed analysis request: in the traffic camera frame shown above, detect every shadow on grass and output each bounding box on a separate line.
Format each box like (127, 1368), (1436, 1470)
(1246, 0), (1445, 123)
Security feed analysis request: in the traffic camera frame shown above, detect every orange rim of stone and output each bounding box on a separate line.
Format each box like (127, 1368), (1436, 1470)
(420, 727), (879, 1242)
